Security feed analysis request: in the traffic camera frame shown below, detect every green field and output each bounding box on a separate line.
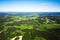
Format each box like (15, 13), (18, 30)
(0, 13), (60, 40)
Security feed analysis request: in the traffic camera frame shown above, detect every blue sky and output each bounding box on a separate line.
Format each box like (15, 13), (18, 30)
(0, 0), (60, 12)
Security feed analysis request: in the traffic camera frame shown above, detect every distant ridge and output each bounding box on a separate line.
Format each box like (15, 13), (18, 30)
(0, 12), (60, 16)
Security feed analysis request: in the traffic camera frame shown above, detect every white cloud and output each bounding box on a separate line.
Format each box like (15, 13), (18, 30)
(0, 3), (60, 12)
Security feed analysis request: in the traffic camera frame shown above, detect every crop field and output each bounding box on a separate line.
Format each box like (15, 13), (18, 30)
(0, 12), (60, 40)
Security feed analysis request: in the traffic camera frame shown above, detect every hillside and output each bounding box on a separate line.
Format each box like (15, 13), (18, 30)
(0, 12), (60, 40)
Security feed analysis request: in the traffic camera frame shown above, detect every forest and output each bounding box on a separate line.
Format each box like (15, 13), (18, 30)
(0, 12), (60, 40)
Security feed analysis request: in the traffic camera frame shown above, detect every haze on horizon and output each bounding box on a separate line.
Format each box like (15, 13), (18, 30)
(0, 0), (60, 12)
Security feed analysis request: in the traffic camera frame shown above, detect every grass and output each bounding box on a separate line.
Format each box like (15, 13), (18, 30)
(0, 14), (60, 40)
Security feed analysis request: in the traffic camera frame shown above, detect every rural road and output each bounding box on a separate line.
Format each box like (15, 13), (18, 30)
(11, 36), (23, 40)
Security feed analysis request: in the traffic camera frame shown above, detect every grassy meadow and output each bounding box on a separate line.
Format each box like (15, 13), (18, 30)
(0, 12), (60, 40)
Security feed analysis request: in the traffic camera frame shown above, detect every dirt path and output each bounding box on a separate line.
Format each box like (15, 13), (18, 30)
(19, 36), (23, 40)
(11, 36), (23, 40)
(11, 37), (16, 40)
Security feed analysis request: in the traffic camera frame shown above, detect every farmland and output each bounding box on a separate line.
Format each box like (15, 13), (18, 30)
(0, 12), (60, 40)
